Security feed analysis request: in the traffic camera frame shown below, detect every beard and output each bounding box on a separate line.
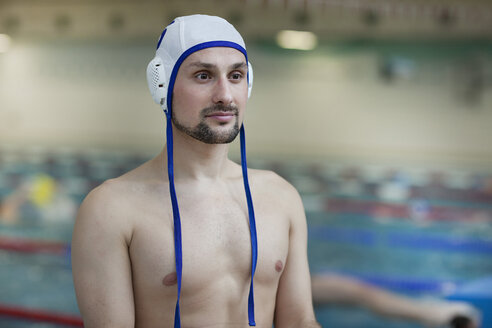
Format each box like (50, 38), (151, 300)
(171, 104), (240, 144)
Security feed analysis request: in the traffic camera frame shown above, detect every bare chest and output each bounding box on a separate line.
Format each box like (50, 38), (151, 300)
(128, 190), (289, 300)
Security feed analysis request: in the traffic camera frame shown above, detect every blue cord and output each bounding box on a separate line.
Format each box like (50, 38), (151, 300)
(165, 113), (183, 328)
(240, 124), (258, 326)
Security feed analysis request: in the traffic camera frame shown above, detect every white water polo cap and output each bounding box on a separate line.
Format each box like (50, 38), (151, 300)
(146, 14), (253, 114)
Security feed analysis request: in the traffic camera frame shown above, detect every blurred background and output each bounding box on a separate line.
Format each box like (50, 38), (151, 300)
(0, 0), (491, 327)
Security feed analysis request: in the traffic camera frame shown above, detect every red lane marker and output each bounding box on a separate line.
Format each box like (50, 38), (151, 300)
(0, 237), (67, 255)
(0, 303), (83, 326)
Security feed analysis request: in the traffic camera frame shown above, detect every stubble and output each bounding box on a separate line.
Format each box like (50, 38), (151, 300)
(171, 104), (240, 144)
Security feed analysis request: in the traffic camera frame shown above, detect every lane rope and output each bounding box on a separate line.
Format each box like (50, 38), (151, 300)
(0, 303), (83, 327)
(309, 226), (492, 255)
(0, 236), (67, 255)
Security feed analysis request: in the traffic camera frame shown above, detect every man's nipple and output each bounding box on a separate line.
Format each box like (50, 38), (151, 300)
(275, 260), (283, 273)
(162, 272), (177, 286)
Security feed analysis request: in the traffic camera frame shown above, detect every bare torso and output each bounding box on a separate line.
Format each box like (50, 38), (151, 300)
(106, 159), (291, 327)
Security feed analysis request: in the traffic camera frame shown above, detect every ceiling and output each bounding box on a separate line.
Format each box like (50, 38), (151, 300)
(0, 0), (491, 41)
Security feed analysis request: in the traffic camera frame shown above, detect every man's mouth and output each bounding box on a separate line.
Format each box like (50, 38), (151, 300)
(205, 111), (236, 122)
(205, 111), (236, 117)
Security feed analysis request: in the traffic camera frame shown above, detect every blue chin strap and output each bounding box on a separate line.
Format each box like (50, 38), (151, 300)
(165, 112), (183, 328)
(164, 62), (258, 326)
(239, 123), (258, 326)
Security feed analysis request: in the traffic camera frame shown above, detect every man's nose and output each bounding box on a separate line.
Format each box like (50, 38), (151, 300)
(211, 76), (233, 105)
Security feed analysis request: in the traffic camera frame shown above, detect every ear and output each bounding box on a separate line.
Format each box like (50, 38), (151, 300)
(247, 61), (253, 99)
(146, 56), (167, 109)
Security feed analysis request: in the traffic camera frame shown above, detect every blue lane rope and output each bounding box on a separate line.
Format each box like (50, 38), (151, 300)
(309, 226), (492, 255)
(165, 112), (183, 328)
(240, 124), (258, 326)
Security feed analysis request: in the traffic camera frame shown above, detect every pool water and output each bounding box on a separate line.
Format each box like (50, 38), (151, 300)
(1, 151), (491, 327)
(1, 208), (490, 327)
(307, 211), (492, 327)
(316, 306), (422, 328)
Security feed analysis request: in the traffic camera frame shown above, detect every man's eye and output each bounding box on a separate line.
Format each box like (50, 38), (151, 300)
(230, 72), (243, 80)
(196, 72), (210, 80)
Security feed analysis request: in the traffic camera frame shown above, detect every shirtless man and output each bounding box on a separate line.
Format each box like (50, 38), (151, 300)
(72, 15), (320, 328)
(312, 274), (480, 328)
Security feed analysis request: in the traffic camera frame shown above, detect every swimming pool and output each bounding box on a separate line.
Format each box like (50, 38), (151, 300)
(1, 149), (491, 327)
(308, 211), (492, 327)
(1, 209), (490, 327)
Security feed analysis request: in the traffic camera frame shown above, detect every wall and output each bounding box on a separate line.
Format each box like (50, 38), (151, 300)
(0, 38), (491, 169)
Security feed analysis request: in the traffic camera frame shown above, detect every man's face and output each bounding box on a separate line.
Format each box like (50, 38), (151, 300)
(171, 47), (248, 144)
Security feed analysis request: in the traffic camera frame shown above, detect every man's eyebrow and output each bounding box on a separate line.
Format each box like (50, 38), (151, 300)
(188, 62), (215, 69)
(186, 61), (247, 70)
(231, 62), (247, 70)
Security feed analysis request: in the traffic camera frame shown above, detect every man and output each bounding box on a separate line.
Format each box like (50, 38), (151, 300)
(312, 274), (480, 328)
(72, 15), (320, 328)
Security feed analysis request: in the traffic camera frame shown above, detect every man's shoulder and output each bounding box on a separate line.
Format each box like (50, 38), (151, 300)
(78, 160), (157, 220)
(76, 179), (129, 225)
(248, 168), (302, 203)
(249, 168), (289, 186)
(84, 177), (129, 207)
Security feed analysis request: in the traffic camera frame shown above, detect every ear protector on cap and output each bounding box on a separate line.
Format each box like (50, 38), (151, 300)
(247, 62), (253, 98)
(146, 56), (167, 107)
(146, 55), (253, 110)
